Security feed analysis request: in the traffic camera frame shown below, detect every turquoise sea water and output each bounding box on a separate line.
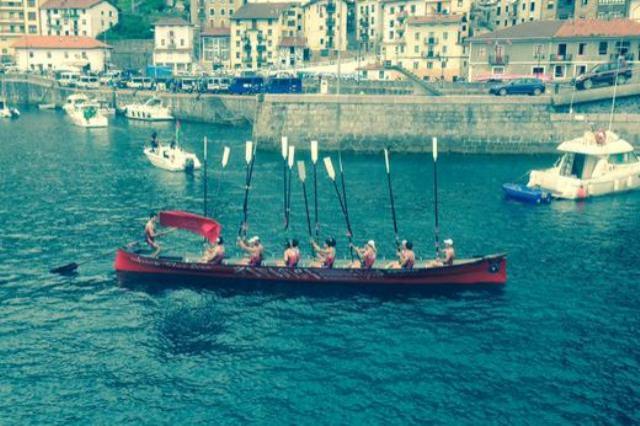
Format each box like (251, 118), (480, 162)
(1, 110), (639, 423)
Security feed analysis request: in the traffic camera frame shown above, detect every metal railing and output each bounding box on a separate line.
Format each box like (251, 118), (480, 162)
(488, 54), (509, 65)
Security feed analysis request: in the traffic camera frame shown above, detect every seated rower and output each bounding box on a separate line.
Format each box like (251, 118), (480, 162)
(310, 237), (336, 268)
(145, 213), (162, 257)
(351, 240), (377, 269)
(201, 236), (225, 265)
(426, 238), (455, 267)
(278, 239), (301, 268)
(387, 240), (416, 270)
(237, 235), (264, 267)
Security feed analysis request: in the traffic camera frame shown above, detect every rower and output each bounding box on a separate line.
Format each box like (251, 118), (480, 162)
(237, 235), (264, 267)
(442, 238), (455, 266)
(144, 213), (161, 257)
(388, 240), (415, 270)
(310, 237), (336, 268)
(201, 236), (225, 265)
(281, 239), (301, 268)
(351, 240), (377, 269)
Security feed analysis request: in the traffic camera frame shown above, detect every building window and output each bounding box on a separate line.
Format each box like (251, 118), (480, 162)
(414, 45), (419, 53)
(413, 61), (419, 70)
(81, 51), (87, 58)
(29, 51), (34, 58)
(532, 66), (544, 75)
(443, 31), (448, 40)
(530, 1), (535, 10)
(210, 8), (215, 15)
(161, 39), (165, 46)
(575, 65), (586, 75)
(180, 39), (184, 46)
(554, 65), (564, 78)
(599, 41), (608, 55)
(47, 51), (52, 58)
(578, 43), (586, 55)
(410, 4), (416, 13)
(28, 12), (36, 20)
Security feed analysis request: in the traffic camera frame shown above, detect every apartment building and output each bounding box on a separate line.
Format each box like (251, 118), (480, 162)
(0, 0), (44, 61)
(190, 0), (241, 29)
(200, 25), (230, 70)
(153, 17), (196, 73)
(302, 0), (348, 52)
(40, 0), (118, 38)
(356, 0), (381, 51)
(468, 18), (640, 81)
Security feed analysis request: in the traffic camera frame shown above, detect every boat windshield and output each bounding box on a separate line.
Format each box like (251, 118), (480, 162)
(146, 98), (162, 107)
(559, 153), (597, 179)
(609, 152), (639, 165)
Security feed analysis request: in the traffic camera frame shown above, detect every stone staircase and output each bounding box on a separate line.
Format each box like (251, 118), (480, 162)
(384, 64), (442, 96)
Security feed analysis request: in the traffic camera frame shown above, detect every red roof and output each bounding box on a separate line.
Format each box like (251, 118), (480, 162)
(279, 36), (306, 48)
(555, 19), (640, 38)
(41, 0), (108, 9)
(12, 36), (111, 49)
(201, 26), (230, 37)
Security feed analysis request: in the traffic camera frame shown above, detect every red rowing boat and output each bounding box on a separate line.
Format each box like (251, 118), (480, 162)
(115, 249), (507, 288)
(113, 211), (507, 289)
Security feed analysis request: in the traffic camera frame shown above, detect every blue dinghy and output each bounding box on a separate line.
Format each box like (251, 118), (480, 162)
(502, 183), (552, 204)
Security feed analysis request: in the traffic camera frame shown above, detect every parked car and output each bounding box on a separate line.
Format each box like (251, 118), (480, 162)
(99, 70), (122, 86)
(125, 77), (155, 90)
(489, 78), (546, 96)
(265, 77), (302, 94)
(204, 76), (231, 93)
(76, 75), (100, 89)
(56, 70), (81, 87)
(575, 61), (633, 90)
(229, 76), (264, 95)
(177, 77), (199, 93)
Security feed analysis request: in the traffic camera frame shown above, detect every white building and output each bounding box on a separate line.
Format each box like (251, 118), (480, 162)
(302, 0), (348, 52)
(40, 0), (118, 38)
(12, 35), (111, 72)
(200, 26), (230, 70)
(153, 17), (195, 74)
(0, 0), (46, 61)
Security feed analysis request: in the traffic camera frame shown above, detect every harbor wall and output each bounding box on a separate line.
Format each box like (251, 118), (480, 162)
(3, 77), (640, 153)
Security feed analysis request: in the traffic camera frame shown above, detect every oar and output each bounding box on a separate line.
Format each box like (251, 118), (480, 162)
(239, 140), (256, 237)
(323, 156), (354, 261)
(384, 148), (399, 245)
(432, 137), (440, 258)
(310, 140), (319, 238)
(50, 229), (175, 275)
(212, 145), (231, 217)
(285, 145), (295, 230)
(338, 152), (350, 222)
(281, 136), (288, 229)
(296, 161), (313, 238)
(203, 136), (208, 217)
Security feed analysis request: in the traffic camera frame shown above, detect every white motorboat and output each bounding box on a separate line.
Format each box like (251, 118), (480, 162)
(0, 97), (20, 118)
(528, 130), (640, 199)
(144, 145), (201, 172)
(124, 97), (173, 121)
(63, 93), (89, 113)
(67, 101), (108, 128)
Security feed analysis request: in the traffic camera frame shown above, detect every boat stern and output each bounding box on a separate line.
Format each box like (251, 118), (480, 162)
(528, 169), (583, 199)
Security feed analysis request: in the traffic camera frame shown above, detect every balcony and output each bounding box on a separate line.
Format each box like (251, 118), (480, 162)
(489, 54), (509, 65)
(425, 37), (439, 45)
(425, 51), (437, 59)
(610, 53), (635, 62)
(549, 53), (573, 61)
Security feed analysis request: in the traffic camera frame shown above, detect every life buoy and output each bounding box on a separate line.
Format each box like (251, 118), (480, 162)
(595, 129), (606, 145)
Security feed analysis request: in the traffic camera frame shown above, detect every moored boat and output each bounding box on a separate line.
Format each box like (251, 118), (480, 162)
(502, 183), (552, 204)
(67, 101), (108, 128)
(528, 130), (640, 199)
(0, 97), (20, 118)
(124, 96), (173, 121)
(144, 145), (201, 172)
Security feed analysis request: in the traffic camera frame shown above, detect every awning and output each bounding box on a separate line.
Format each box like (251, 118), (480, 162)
(159, 211), (221, 244)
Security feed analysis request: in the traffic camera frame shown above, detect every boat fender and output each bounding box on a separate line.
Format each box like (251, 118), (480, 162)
(576, 186), (587, 199)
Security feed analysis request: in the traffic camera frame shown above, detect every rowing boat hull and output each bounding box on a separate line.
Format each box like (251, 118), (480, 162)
(114, 249), (507, 288)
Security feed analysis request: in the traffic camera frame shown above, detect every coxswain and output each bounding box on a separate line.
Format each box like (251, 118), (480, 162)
(310, 237), (337, 268)
(237, 235), (264, 267)
(351, 240), (377, 269)
(201, 236), (225, 265)
(144, 213), (161, 257)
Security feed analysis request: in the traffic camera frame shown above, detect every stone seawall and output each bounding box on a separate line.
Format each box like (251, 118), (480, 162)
(3, 77), (640, 154)
(253, 94), (640, 153)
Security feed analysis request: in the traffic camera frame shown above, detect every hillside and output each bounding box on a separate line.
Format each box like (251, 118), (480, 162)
(101, 0), (188, 40)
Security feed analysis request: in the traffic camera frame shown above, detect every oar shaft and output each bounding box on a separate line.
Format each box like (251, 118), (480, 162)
(283, 159), (288, 228)
(285, 166), (293, 230)
(386, 163), (399, 238)
(313, 162), (319, 237)
(332, 180), (354, 261)
(433, 158), (440, 257)
(240, 154), (256, 236)
(301, 182), (312, 236)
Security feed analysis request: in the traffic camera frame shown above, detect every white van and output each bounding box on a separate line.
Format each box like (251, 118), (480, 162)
(205, 76), (231, 93)
(126, 77), (155, 90)
(76, 75), (100, 89)
(57, 71), (80, 87)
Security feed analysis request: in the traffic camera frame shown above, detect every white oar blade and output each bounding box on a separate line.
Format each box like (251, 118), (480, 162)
(281, 136), (288, 160)
(288, 146), (295, 168)
(297, 161), (306, 182)
(338, 153), (344, 172)
(311, 140), (318, 164)
(245, 141), (253, 164)
(432, 137), (438, 161)
(384, 148), (390, 173)
(221, 146), (230, 168)
(323, 156), (336, 180)
(203, 137), (208, 159)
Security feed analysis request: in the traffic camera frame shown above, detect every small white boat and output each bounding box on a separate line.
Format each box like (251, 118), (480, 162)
(67, 101), (108, 128)
(38, 103), (57, 110)
(528, 130), (640, 199)
(144, 145), (201, 172)
(0, 97), (20, 118)
(124, 97), (173, 121)
(63, 93), (89, 113)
